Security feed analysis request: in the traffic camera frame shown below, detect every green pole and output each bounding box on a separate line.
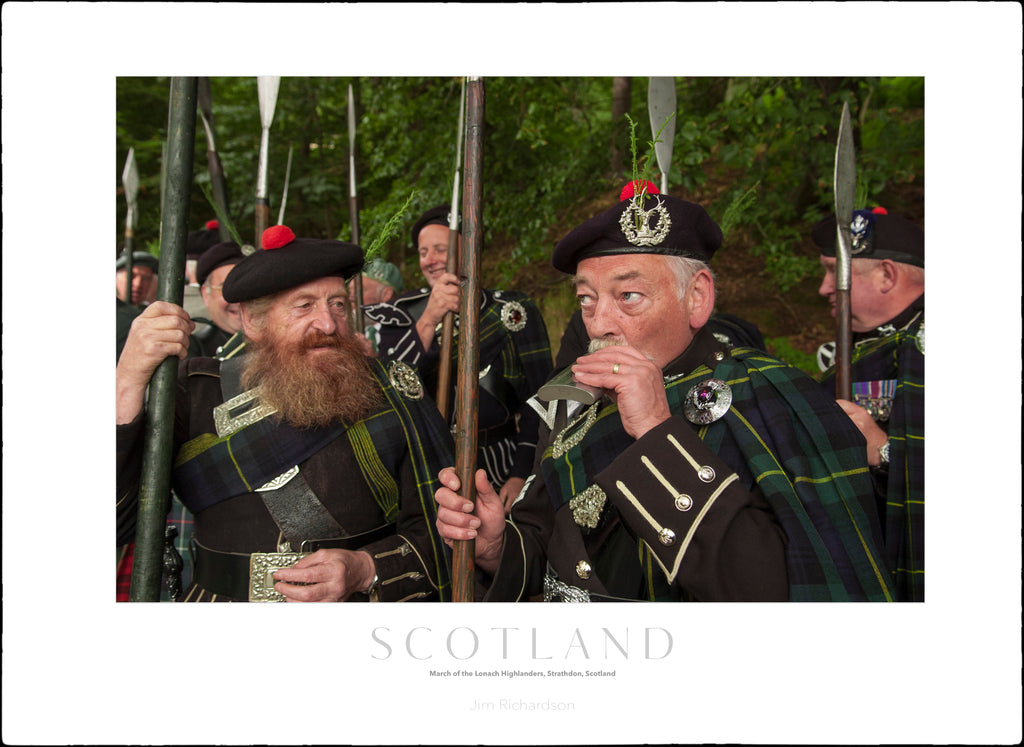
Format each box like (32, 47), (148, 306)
(129, 77), (197, 601)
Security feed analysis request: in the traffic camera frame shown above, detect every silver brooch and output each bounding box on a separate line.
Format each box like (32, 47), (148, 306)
(619, 194), (671, 247)
(500, 300), (527, 332)
(551, 402), (599, 458)
(915, 322), (925, 354)
(388, 360), (424, 400)
(569, 484), (607, 529)
(683, 378), (732, 425)
(241, 243), (257, 256)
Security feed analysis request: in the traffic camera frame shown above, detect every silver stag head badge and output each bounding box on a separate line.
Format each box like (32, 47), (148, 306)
(619, 192), (672, 247)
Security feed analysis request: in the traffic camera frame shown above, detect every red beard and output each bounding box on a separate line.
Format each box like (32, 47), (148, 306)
(241, 327), (383, 429)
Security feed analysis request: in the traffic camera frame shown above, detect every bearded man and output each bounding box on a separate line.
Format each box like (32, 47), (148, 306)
(116, 226), (454, 602)
(435, 183), (895, 602)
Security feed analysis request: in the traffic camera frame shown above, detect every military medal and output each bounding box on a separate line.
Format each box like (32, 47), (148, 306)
(683, 378), (732, 425)
(853, 379), (897, 422)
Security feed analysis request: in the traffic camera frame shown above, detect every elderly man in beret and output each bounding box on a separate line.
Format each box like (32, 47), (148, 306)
(191, 240), (248, 360)
(116, 226), (454, 602)
(813, 207), (925, 602)
(368, 205), (554, 512)
(116, 251), (160, 361)
(182, 220), (223, 320)
(435, 182), (895, 602)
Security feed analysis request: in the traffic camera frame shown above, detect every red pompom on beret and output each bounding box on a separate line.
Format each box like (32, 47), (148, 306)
(262, 225), (296, 250)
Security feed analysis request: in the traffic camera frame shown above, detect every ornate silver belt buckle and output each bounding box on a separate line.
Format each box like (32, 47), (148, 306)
(248, 546), (308, 602)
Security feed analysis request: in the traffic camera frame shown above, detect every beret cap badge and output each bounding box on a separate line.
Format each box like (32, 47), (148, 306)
(850, 210), (875, 256)
(618, 180), (671, 247)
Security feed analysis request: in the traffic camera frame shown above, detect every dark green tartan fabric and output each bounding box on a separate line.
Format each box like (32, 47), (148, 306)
(170, 358), (454, 599)
(541, 349), (895, 602)
(821, 311), (924, 601)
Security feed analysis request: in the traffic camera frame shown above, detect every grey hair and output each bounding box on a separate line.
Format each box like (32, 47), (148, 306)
(665, 255), (714, 301)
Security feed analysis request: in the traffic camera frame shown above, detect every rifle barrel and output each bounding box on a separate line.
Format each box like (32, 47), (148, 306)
(435, 79), (467, 419)
(129, 77), (197, 601)
(451, 77), (484, 603)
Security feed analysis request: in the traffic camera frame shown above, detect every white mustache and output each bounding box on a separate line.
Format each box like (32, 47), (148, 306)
(587, 338), (625, 353)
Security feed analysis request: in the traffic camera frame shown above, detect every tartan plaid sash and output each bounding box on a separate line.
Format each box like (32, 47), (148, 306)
(172, 413), (347, 515)
(542, 349), (895, 602)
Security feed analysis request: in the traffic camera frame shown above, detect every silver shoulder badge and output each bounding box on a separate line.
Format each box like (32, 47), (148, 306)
(213, 387), (277, 437)
(500, 300), (527, 332)
(683, 378), (732, 425)
(619, 194), (671, 247)
(388, 360), (424, 400)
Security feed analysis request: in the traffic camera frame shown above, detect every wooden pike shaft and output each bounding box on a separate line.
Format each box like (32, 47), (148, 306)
(451, 77), (484, 603)
(129, 77), (197, 601)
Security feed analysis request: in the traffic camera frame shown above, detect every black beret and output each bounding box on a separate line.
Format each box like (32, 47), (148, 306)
(116, 251), (159, 272)
(411, 204), (459, 249)
(222, 226), (364, 303)
(811, 208), (924, 267)
(552, 184), (722, 274)
(196, 241), (247, 286)
(186, 222), (221, 258)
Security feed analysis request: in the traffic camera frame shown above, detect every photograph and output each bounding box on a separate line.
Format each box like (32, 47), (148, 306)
(2, 3), (1021, 745)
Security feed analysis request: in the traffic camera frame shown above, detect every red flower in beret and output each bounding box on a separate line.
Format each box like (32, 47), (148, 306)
(620, 180), (660, 201)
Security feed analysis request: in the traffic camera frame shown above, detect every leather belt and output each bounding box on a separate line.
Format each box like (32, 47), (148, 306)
(193, 524), (395, 602)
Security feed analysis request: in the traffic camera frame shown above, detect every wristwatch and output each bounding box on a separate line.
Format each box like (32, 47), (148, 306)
(877, 439), (891, 467)
(365, 572), (381, 602)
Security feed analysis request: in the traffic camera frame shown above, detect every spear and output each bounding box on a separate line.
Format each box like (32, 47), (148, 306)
(833, 101), (856, 401)
(451, 76), (484, 603)
(348, 82), (364, 333)
(255, 76), (280, 248)
(130, 77), (197, 601)
(277, 144), (294, 225)
(435, 77), (467, 420)
(647, 77), (676, 194)
(197, 76), (232, 242)
(121, 147), (139, 298)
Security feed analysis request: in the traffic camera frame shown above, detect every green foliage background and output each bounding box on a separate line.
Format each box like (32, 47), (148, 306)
(117, 76), (922, 273)
(116, 76), (923, 371)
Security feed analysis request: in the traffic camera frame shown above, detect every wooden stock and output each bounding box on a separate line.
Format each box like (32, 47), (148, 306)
(435, 227), (460, 420)
(451, 78), (484, 603)
(255, 201), (270, 249)
(834, 290), (853, 401)
(130, 77), (197, 601)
